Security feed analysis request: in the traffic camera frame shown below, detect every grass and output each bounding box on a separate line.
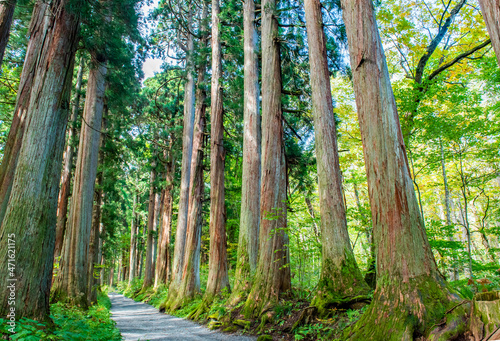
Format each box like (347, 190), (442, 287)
(0, 290), (121, 341)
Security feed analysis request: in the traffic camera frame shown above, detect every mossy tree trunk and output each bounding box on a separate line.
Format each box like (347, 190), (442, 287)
(243, 0), (291, 317)
(304, 0), (370, 314)
(232, 0), (261, 303)
(478, 0), (500, 66)
(0, 1), (50, 225)
(54, 54), (85, 261)
(52, 50), (107, 309)
(205, 0), (230, 302)
(341, 0), (467, 339)
(164, 3), (209, 311)
(170, 13), (196, 293)
(0, 0), (80, 321)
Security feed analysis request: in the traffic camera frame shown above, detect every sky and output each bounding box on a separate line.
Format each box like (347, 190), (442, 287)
(141, 0), (163, 81)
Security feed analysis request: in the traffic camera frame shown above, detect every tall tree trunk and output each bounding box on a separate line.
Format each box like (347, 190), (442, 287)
(440, 139), (459, 281)
(232, 0), (261, 302)
(52, 51), (108, 309)
(155, 147), (175, 288)
(129, 193), (138, 284)
(0, 0), (80, 321)
(205, 0), (229, 301)
(152, 191), (161, 275)
(163, 4), (209, 311)
(142, 164), (157, 289)
(243, 0), (290, 317)
(0, 0), (17, 68)
(170, 14), (196, 291)
(478, 0), (500, 66)
(87, 114), (106, 305)
(304, 0), (370, 314)
(0, 1), (51, 224)
(341, 0), (466, 339)
(54, 54), (86, 261)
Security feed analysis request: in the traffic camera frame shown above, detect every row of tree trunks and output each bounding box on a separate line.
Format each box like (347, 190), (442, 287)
(170, 12), (196, 292)
(205, 0), (229, 302)
(341, 0), (467, 339)
(0, 0), (81, 321)
(54, 54), (86, 261)
(478, 0), (500, 66)
(232, 0), (261, 304)
(304, 0), (370, 315)
(243, 0), (291, 317)
(0, 0), (17, 67)
(52, 49), (108, 309)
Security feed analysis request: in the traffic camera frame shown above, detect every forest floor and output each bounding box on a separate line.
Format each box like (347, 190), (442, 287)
(109, 292), (256, 340)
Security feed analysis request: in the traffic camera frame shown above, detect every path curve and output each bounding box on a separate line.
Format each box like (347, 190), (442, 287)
(109, 293), (255, 341)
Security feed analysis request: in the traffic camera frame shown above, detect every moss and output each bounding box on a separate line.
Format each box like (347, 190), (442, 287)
(256, 335), (273, 341)
(233, 319), (251, 329)
(312, 256), (371, 316)
(223, 326), (238, 332)
(344, 274), (469, 341)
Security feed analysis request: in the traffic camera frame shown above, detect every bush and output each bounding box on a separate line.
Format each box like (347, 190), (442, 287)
(0, 298), (121, 340)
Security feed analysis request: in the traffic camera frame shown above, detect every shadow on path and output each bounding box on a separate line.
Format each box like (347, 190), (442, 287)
(109, 292), (255, 341)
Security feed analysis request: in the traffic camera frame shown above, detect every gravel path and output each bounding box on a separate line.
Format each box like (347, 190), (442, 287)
(109, 293), (256, 341)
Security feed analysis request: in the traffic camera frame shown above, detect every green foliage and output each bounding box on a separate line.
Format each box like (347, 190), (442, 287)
(0, 300), (121, 341)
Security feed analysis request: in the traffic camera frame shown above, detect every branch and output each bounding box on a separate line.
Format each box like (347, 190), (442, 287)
(414, 0), (467, 84)
(427, 39), (491, 81)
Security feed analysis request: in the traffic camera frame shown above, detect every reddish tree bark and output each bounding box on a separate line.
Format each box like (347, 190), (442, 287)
(243, 0), (291, 317)
(0, 0), (17, 67)
(304, 0), (370, 314)
(341, 0), (466, 339)
(155, 146), (175, 287)
(232, 0), (261, 302)
(0, 0), (80, 321)
(170, 12), (196, 291)
(205, 0), (229, 301)
(52, 51), (108, 308)
(54, 55), (86, 261)
(143, 163), (158, 289)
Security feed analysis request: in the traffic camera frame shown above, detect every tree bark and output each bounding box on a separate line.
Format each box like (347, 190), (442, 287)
(142, 164), (157, 289)
(440, 139), (459, 281)
(0, 0), (80, 321)
(87, 113), (106, 305)
(232, 0), (261, 302)
(0, 1), (51, 225)
(205, 0), (230, 301)
(243, 0), (290, 317)
(129, 193), (139, 284)
(163, 4), (209, 311)
(304, 0), (370, 314)
(52, 51), (108, 309)
(478, 0), (500, 66)
(155, 147), (175, 287)
(170, 13), (196, 291)
(0, 0), (17, 67)
(54, 54), (85, 261)
(341, 0), (467, 339)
